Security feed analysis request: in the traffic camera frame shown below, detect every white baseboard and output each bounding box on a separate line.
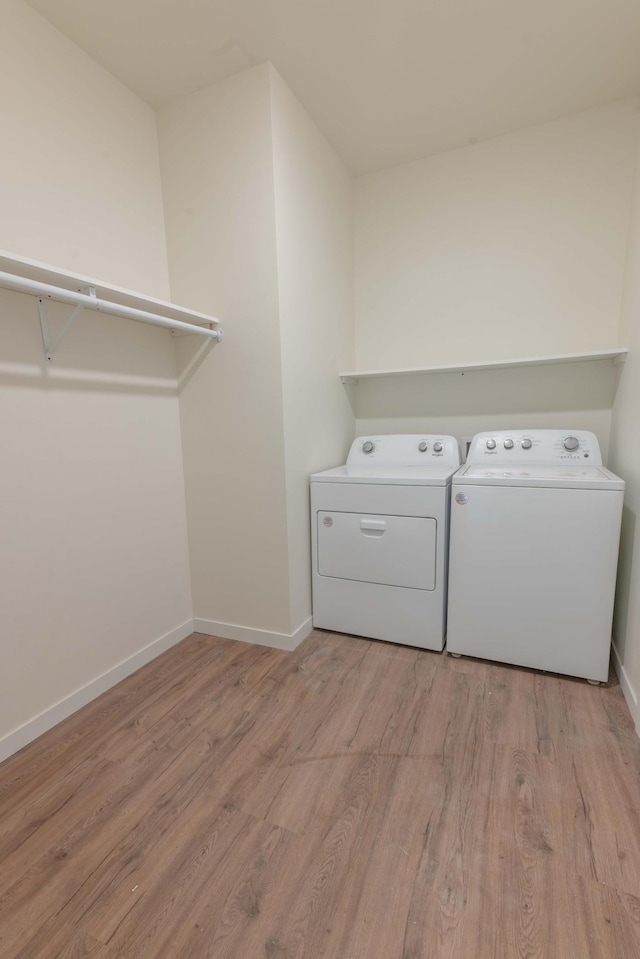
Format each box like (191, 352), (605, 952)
(193, 616), (313, 652)
(612, 643), (640, 734)
(0, 620), (194, 765)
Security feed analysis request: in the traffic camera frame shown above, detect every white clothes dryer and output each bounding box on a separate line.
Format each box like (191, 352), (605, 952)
(311, 434), (460, 650)
(447, 430), (624, 682)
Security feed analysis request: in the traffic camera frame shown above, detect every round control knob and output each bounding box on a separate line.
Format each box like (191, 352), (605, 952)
(521, 438), (532, 450)
(564, 436), (580, 452)
(418, 441), (428, 452)
(486, 439), (496, 450)
(362, 440), (375, 454)
(433, 442), (443, 452)
(504, 439), (514, 449)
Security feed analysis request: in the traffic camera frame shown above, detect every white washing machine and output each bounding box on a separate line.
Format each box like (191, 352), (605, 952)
(311, 434), (460, 650)
(447, 430), (624, 682)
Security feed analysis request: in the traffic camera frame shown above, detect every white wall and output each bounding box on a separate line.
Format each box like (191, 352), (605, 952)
(353, 100), (639, 456)
(159, 64), (356, 643)
(609, 114), (640, 731)
(355, 100), (639, 371)
(0, 0), (192, 760)
(0, 0), (170, 296)
(355, 360), (617, 463)
(269, 67), (355, 630)
(158, 65), (293, 639)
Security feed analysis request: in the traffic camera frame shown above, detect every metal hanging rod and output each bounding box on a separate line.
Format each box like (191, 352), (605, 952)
(0, 269), (223, 361)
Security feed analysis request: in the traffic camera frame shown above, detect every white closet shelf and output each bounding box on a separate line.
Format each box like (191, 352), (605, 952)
(0, 251), (222, 361)
(340, 348), (627, 383)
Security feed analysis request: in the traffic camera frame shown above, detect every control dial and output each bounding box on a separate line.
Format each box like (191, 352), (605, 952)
(418, 441), (428, 452)
(521, 438), (532, 450)
(486, 439), (496, 450)
(504, 439), (514, 449)
(433, 442), (443, 452)
(563, 436), (580, 452)
(362, 440), (375, 454)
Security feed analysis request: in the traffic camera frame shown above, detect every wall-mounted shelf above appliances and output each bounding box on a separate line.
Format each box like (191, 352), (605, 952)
(340, 348), (627, 384)
(0, 251), (223, 362)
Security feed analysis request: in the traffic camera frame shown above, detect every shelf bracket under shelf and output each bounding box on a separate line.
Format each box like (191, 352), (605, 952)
(37, 292), (91, 362)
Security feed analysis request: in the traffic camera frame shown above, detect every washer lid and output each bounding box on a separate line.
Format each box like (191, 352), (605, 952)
(454, 464), (624, 490)
(310, 464), (459, 486)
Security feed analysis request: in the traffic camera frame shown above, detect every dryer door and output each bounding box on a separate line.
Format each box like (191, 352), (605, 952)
(317, 511), (436, 590)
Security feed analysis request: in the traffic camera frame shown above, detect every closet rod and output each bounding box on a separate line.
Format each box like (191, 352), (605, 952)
(0, 271), (222, 340)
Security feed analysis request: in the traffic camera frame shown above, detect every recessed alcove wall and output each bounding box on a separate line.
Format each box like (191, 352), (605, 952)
(354, 358), (619, 461)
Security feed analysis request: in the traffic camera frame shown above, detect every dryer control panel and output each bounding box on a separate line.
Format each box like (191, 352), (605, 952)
(347, 434), (460, 467)
(467, 430), (602, 466)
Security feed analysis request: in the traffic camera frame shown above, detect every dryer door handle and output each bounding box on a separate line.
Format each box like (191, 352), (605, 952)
(360, 518), (386, 534)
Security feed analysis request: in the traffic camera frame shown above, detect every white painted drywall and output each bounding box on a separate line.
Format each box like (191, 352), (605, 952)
(0, 0), (170, 296)
(609, 114), (640, 731)
(158, 65), (293, 635)
(0, 1), (192, 756)
(355, 100), (639, 371)
(159, 64), (355, 639)
(354, 360), (617, 463)
(269, 66), (355, 630)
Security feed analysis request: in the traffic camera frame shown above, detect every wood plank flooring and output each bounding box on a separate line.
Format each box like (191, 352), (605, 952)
(1, 630), (639, 958)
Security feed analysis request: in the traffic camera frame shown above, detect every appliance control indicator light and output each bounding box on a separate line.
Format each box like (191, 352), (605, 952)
(362, 441), (375, 454)
(433, 442), (443, 452)
(521, 438), (532, 449)
(563, 436), (580, 452)
(418, 441), (428, 452)
(504, 439), (514, 449)
(486, 439), (496, 450)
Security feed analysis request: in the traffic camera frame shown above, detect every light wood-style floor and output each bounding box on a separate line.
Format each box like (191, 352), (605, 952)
(1, 630), (639, 959)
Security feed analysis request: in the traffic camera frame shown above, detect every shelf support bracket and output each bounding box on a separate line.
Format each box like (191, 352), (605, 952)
(37, 297), (85, 362)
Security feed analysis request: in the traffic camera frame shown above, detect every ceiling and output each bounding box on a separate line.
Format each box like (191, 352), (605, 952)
(26, 0), (640, 174)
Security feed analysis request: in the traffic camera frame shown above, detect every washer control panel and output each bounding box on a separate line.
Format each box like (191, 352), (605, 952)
(468, 430), (602, 466)
(347, 434), (461, 467)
